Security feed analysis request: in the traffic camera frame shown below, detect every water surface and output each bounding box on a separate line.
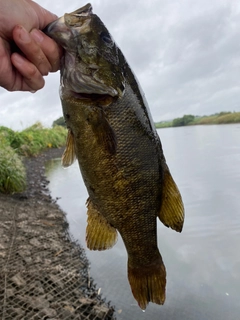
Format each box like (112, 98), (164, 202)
(46, 125), (240, 320)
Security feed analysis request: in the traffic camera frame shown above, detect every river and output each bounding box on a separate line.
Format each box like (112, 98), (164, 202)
(46, 124), (240, 320)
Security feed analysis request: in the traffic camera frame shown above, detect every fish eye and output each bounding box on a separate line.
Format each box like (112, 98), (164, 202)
(100, 31), (112, 45)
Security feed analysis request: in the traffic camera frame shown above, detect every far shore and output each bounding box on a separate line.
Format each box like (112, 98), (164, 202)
(155, 111), (240, 128)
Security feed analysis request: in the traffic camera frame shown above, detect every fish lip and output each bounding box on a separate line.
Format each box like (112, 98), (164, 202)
(43, 16), (69, 38)
(44, 3), (93, 35)
(69, 3), (93, 17)
(44, 3), (93, 37)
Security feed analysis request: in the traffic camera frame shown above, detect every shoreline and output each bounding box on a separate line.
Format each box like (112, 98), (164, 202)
(0, 147), (115, 319)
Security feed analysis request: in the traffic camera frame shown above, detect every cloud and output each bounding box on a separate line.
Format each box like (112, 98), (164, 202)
(1, 0), (240, 129)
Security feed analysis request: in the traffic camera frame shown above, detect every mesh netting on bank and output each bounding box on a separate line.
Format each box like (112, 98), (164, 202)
(0, 195), (115, 320)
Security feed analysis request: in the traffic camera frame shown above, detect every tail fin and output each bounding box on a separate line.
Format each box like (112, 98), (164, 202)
(128, 258), (166, 310)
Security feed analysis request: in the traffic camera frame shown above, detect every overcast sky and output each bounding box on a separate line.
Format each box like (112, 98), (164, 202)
(1, 0), (240, 130)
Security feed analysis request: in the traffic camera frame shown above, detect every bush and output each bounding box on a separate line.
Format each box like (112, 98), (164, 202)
(52, 116), (66, 127)
(8, 122), (67, 156)
(172, 114), (195, 127)
(0, 126), (15, 147)
(0, 122), (67, 194)
(0, 146), (26, 194)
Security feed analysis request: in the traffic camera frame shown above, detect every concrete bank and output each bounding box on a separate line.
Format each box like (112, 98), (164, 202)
(0, 148), (115, 320)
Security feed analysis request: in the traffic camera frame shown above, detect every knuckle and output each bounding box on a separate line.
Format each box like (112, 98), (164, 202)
(37, 62), (50, 76)
(28, 77), (45, 91)
(33, 56), (51, 75)
(46, 43), (58, 57)
(50, 60), (59, 73)
(27, 65), (39, 78)
(43, 43), (61, 72)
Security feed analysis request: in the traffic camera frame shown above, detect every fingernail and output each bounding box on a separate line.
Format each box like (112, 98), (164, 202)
(19, 26), (31, 43)
(31, 29), (44, 43)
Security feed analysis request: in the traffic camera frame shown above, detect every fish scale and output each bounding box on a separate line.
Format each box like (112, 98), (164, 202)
(44, 3), (184, 310)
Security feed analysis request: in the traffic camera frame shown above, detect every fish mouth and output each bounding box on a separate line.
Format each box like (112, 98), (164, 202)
(60, 51), (121, 98)
(44, 4), (93, 46)
(44, 4), (124, 98)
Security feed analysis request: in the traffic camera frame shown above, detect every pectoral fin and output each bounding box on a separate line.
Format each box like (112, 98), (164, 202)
(158, 168), (184, 232)
(87, 107), (117, 155)
(86, 200), (118, 250)
(62, 129), (76, 167)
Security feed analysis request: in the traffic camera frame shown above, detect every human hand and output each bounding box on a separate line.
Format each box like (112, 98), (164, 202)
(0, 0), (62, 92)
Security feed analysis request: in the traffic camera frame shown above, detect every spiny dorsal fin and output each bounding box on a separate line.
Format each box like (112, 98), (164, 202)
(86, 200), (118, 250)
(158, 168), (184, 232)
(62, 129), (76, 167)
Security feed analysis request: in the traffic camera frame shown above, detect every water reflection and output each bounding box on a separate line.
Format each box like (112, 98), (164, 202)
(46, 125), (240, 320)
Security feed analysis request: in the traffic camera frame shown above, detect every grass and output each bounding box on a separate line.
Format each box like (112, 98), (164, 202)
(0, 122), (67, 194)
(0, 145), (26, 194)
(2, 122), (67, 156)
(192, 112), (240, 125)
(155, 121), (173, 128)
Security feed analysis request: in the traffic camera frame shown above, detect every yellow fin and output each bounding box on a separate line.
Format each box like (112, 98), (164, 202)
(128, 256), (166, 310)
(86, 200), (117, 250)
(158, 168), (184, 232)
(62, 129), (76, 168)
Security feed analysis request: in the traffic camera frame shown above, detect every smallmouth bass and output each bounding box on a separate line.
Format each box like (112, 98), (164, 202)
(45, 3), (184, 310)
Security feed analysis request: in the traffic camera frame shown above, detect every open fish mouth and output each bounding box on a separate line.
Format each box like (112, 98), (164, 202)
(44, 4), (124, 98)
(61, 67), (120, 98)
(60, 51), (120, 97)
(44, 5), (92, 42)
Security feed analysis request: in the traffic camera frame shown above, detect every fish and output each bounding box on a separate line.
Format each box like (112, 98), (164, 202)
(44, 3), (184, 310)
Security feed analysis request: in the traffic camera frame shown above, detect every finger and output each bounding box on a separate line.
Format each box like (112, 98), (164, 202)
(28, 1), (58, 29)
(11, 52), (45, 91)
(12, 25), (52, 76)
(30, 29), (62, 72)
(0, 35), (44, 92)
(0, 37), (14, 90)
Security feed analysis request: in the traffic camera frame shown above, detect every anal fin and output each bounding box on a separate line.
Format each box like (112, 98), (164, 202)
(158, 168), (184, 232)
(86, 200), (118, 250)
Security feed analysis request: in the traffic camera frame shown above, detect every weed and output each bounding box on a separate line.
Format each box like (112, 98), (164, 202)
(0, 146), (26, 194)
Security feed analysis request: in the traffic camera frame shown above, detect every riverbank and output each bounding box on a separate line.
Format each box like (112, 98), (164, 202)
(0, 148), (115, 319)
(155, 111), (240, 128)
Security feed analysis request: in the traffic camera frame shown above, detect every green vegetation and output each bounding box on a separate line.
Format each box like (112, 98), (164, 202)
(52, 116), (66, 127)
(192, 111), (240, 125)
(0, 146), (26, 194)
(155, 111), (240, 128)
(0, 122), (67, 156)
(154, 121), (172, 128)
(172, 115), (195, 127)
(0, 122), (67, 194)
